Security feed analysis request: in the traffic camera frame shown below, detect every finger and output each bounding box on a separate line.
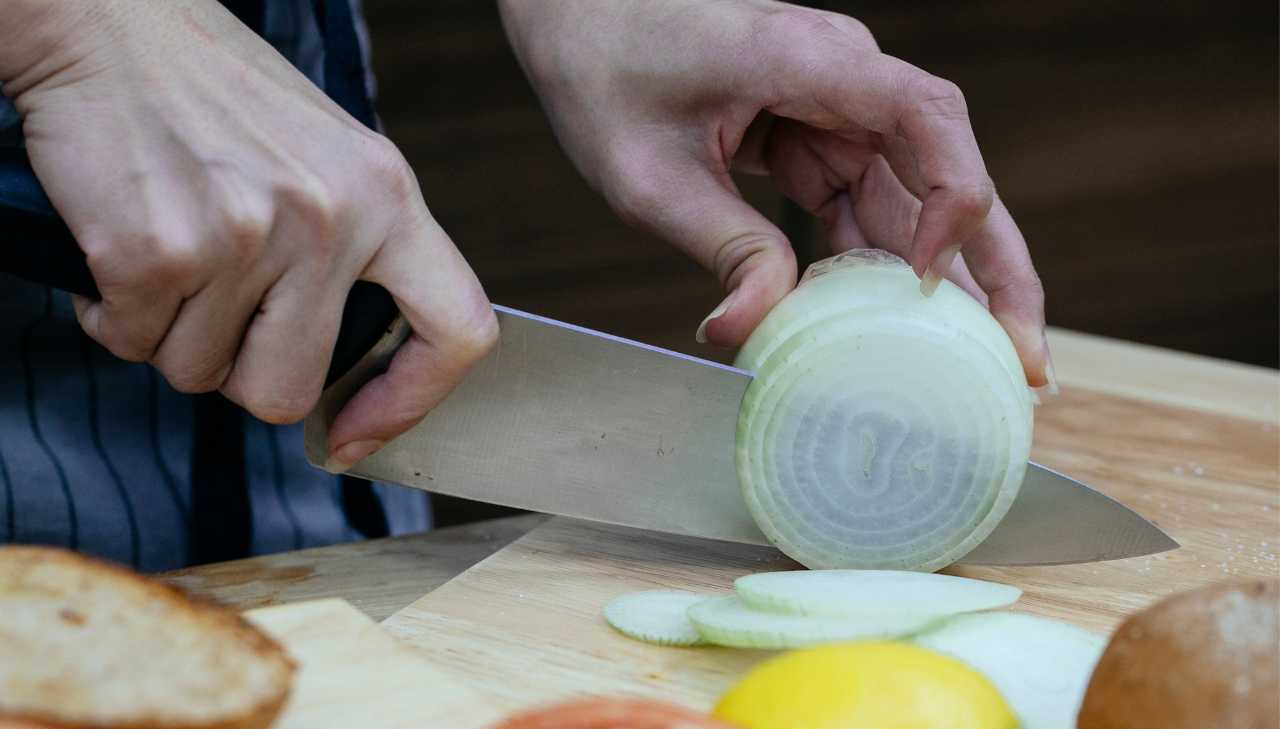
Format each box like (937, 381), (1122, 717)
(761, 120), (874, 252)
(857, 156), (1037, 377)
(762, 44), (993, 284)
(154, 271), (275, 394)
(218, 267), (346, 425)
(763, 123), (984, 301)
(863, 151), (1044, 383)
(323, 208), (497, 469)
(954, 196), (1051, 388)
(851, 156), (987, 305)
(946, 253), (987, 308)
(611, 161), (797, 347)
(733, 111), (779, 176)
(72, 286), (182, 363)
(821, 192), (870, 252)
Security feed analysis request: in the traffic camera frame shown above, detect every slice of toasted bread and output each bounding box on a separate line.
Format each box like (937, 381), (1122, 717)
(0, 546), (295, 729)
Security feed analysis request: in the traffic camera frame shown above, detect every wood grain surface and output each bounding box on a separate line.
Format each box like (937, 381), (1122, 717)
(380, 376), (1279, 715)
(246, 599), (502, 728)
(163, 514), (545, 621)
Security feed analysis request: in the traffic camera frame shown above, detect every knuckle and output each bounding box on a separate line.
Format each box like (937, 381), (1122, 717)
(161, 364), (225, 395)
(364, 134), (417, 203)
(952, 177), (996, 220)
(829, 15), (877, 47)
(157, 251), (203, 283)
(446, 304), (500, 366)
(907, 74), (970, 122)
(753, 8), (878, 65)
(245, 394), (314, 425)
(277, 173), (343, 245)
(148, 238), (204, 283)
(712, 231), (793, 288)
(81, 241), (125, 283)
(221, 210), (271, 261)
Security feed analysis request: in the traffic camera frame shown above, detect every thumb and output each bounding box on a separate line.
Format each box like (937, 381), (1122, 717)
(617, 165), (797, 347)
(694, 245), (795, 348)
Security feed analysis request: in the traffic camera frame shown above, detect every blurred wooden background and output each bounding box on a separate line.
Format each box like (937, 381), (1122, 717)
(361, 0), (1276, 525)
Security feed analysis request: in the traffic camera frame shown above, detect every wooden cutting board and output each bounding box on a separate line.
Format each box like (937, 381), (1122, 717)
(380, 375), (1279, 718)
(245, 599), (502, 729)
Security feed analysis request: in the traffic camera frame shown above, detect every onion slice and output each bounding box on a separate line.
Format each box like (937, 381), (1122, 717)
(602, 591), (709, 646)
(687, 595), (941, 649)
(735, 250), (1033, 571)
(913, 612), (1106, 729)
(734, 570), (1021, 618)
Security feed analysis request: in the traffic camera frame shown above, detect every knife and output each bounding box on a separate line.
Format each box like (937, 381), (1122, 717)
(1, 154), (1178, 565)
(302, 307), (1178, 566)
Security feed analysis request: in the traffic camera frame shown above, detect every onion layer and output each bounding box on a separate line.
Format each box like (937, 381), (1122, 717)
(735, 250), (1033, 571)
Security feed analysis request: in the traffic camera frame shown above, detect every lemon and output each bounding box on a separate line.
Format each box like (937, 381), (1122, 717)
(713, 642), (1017, 729)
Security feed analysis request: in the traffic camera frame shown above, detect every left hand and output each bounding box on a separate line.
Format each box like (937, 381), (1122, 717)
(499, 0), (1051, 388)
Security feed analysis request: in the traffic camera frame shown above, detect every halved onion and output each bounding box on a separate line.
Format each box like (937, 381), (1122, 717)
(735, 250), (1033, 571)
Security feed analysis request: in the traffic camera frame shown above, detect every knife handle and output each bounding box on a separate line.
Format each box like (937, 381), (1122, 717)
(0, 149), (395, 387)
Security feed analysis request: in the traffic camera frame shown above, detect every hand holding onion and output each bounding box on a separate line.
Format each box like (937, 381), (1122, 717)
(499, 0), (1051, 389)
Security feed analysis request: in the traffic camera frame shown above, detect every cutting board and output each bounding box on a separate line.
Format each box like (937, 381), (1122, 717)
(245, 599), (502, 729)
(381, 379), (1279, 716)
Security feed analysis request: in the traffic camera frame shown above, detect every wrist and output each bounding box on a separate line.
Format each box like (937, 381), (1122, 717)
(0, 1), (116, 96)
(498, 0), (641, 96)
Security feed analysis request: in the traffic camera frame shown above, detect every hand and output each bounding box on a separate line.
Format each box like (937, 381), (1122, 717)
(499, 0), (1052, 388)
(1, 0), (498, 468)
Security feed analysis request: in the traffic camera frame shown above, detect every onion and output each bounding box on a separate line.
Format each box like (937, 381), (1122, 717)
(735, 250), (1033, 571)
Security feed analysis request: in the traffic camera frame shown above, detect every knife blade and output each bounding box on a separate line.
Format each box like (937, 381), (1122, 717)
(305, 306), (1178, 566)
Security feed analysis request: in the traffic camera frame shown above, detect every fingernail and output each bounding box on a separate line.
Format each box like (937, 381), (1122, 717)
(323, 439), (383, 474)
(1033, 332), (1059, 398)
(695, 291), (736, 345)
(920, 245), (961, 297)
(1041, 360), (1059, 396)
(1029, 388), (1042, 407)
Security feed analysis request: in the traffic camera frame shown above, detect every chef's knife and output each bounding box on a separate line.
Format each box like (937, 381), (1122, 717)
(303, 307), (1179, 566)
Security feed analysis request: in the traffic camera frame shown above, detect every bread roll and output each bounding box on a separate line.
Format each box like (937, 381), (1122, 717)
(0, 546), (295, 729)
(1077, 578), (1278, 729)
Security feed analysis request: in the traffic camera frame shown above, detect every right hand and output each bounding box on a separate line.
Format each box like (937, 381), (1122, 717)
(0, 0), (497, 469)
